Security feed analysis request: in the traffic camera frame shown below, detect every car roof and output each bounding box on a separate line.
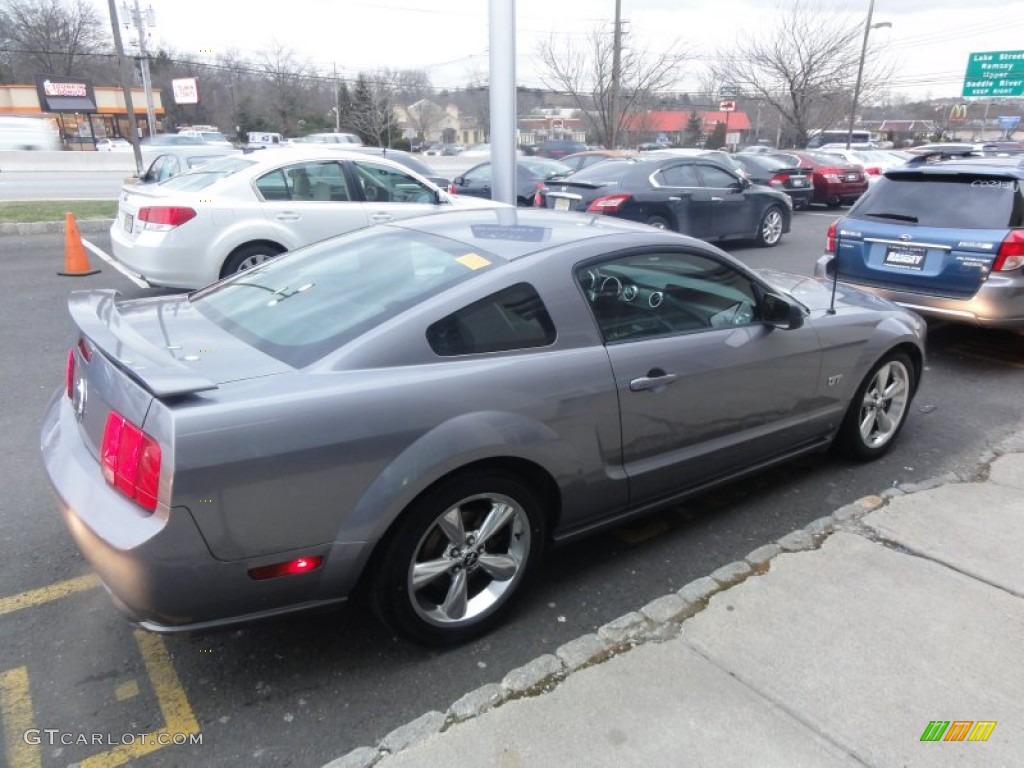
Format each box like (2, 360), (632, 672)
(891, 155), (1024, 177)
(386, 207), (672, 261)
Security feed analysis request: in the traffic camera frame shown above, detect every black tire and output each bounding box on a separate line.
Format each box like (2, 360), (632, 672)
(645, 215), (669, 230)
(826, 200), (841, 209)
(370, 472), (547, 645)
(220, 242), (285, 278)
(836, 351), (915, 461)
(754, 205), (785, 247)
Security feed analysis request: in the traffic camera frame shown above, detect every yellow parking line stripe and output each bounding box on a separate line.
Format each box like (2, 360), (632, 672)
(80, 631), (200, 767)
(0, 667), (41, 768)
(0, 574), (100, 618)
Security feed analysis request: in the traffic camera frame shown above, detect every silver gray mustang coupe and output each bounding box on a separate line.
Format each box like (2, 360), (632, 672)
(41, 208), (926, 645)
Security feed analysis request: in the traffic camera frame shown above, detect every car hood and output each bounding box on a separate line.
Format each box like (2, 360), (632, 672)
(70, 290), (293, 397)
(756, 269), (904, 314)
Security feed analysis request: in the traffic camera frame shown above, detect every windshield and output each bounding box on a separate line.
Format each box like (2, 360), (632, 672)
(520, 158), (570, 177)
(850, 174), (1023, 229)
(158, 156), (256, 191)
(192, 227), (503, 366)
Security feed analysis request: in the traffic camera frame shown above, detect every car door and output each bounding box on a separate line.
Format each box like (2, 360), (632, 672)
(454, 163), (493, 200)
(348, 159), (446, 224)
(650, 162), (711, 238)
(695, 162), (757, 239)
(255, 160), (367, 245)
(576, 246), (823, 505)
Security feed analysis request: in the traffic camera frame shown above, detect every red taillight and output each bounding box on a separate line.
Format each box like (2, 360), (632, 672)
(65, 348), (75, 398)
(533, 182), (544, 207)
(101, 411), (162, 512)
(993, 230), (1024, 272)
(248, 556), (324, 581)
(447, 183), (456, 195)
(586, 193), (632, 213)
(865, 166), (881, 175)
(826, 218), (840, 254)
(769, 172), (789, 187)
(77, 336), (92, 362)
(138, 206), (197, 230)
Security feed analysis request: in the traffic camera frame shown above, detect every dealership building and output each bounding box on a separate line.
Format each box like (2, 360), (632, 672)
(0, 75), (164, 149)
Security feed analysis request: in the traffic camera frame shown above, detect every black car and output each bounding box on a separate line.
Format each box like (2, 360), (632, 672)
(537, 156), (793, 246)
(733, 153), (814, 210)
(452, 158), (572, 206)
(535, 139), (588, 159)
(333, 146), (451, 188)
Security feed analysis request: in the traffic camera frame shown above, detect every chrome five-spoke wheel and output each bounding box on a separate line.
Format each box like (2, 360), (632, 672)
(838, 351), (915, 460)
(372, 473), (545, 645)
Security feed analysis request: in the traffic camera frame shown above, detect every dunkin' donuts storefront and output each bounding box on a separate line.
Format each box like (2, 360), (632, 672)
(0, 75), (163, 149)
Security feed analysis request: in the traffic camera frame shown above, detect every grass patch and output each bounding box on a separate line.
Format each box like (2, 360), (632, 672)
(0, 200), (117, 224)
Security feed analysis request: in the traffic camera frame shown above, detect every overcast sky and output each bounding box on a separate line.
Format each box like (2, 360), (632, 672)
(97, 0), (1024, 101)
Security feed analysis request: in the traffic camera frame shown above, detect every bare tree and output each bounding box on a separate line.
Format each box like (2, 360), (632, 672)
(536, 24), (688, 148)
(349, 70), (400, 146)
(709, 0), (892, 148)
(254, 41), (314, 135)
(0, 0), (108, 79)
(404, 98), (445, 141)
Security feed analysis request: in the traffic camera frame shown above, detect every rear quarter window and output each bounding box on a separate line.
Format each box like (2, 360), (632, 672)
(427, 283), (556, 356)
(850, 173), (1023, 228)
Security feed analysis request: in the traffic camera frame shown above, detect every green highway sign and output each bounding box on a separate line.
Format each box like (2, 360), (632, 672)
(963, 50), (1024, 98)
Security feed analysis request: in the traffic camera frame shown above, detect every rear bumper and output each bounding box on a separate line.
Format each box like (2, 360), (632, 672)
(815, 255), (1024, 328)
(109, 218), (219, 290)
(40, 390), (370, 631)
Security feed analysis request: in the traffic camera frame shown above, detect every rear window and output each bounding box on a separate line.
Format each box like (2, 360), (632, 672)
(192, 228), (502, 367)
(158, 156), (255, 192)
(849, 173), (1023, 229)
(568, 160), (642, 183)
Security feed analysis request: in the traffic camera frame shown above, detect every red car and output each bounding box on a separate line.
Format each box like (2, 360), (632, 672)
(769, 150), (868, 208)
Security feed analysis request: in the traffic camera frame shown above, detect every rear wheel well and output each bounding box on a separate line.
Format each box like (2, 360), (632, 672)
(354, 457), (562, 596)
(220, 240), (287, 278)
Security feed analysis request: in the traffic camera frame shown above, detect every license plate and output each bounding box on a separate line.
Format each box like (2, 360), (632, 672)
(123, 212), (133, 232)
(554, 197), (571, 212)
(845, 173), (859, 182)
(884, 245), (927, 270)
(791, 179), (806, 187)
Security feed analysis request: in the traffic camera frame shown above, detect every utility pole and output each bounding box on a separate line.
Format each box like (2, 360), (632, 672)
(333, 63), (341, 132)
(609, 0), (622, 149)
(106, 0), (143, 173)
(124, 0), (157, 137)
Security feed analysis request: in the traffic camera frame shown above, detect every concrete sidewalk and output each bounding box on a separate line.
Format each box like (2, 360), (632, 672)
(326, 429), (1024, 768)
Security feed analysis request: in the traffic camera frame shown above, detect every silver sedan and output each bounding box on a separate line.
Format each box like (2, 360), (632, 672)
(42, 209), (926, 645)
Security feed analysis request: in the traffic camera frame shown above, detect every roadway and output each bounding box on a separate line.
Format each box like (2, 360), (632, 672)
(1, 207), (1021, 767)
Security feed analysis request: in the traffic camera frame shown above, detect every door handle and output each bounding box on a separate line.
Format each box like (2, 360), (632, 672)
(370, 213), (394, 223)
(710, 196), (724, 202)
(629, 372), (678, 392)
(274, 213), (301, 221)
(668, 196), (681, 201)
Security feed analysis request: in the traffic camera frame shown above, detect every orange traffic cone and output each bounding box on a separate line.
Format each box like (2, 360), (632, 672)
(59, 212), (100, 277)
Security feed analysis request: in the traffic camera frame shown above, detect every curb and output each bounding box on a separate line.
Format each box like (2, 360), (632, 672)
(0, 218), (114, 236)
(323, 430), (1022, 768)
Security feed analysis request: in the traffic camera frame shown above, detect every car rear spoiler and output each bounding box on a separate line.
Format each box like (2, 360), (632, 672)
(68, 290), (219, 398)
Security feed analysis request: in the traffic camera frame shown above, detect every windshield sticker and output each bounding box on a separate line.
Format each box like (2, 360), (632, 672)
(456, 253), (492, 270)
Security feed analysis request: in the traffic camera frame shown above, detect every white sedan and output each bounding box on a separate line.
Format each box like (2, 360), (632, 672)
(110, 147), (507, 289)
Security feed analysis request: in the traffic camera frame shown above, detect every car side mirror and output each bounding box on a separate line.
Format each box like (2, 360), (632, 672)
(454, 176), (465, 186)
(762, 293), (805, 330)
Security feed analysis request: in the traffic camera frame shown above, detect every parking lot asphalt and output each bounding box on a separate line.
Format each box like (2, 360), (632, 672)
(1, 214), (1022, 766)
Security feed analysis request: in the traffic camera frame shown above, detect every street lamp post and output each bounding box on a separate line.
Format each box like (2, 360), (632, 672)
(846, 0), (891, 150)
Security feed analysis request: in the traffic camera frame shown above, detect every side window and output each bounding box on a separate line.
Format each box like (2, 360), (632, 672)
(698, 164), (740, 188)
(464, 164), (492, 184)
(656, 163), (699, 187)
(353, 161), (433, 203)
(254, 162), (351, 202)
(427, 283), (556, 356)
(577, 250), (760, 343)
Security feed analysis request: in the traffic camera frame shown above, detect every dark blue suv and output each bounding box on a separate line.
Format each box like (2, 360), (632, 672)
(815, 153), (1024, 329)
